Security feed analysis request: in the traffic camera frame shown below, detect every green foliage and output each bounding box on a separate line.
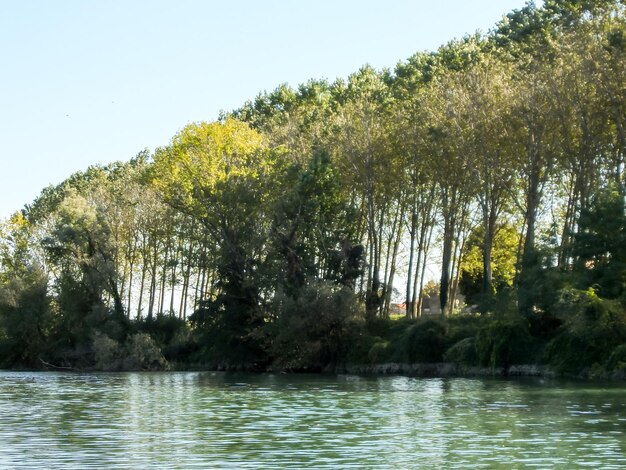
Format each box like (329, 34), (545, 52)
(123, 333), (168, 371)
(342, 325), (376, 365)
(0, 266), (50, 367)
(459, 224), (519, 305)
(435, 35), (486, 72)
(189, 283), (267, 368)
(607, 344), (626, 373)
(493, 2), (553, 55)
(527, 309), (563, 341)
(43, 190), (124, 317)
(0, 213), (33, 283)
(546, 288), (626, 373)
(573, 186), (626, 299)
(93, 331), (168, 371)
(445, 314), (484, 345)
(399, 319), (447, 363)
(444, 338), (478, 366)
(3, 2), (626, 375)
(136, 315), (192, 363)
(92, 331), (168, 371)
(92, 332), (123, 371)
(269, 281), (360, 370)
(51, 275), (127, 350)
(367, 339), (393, 364)
(268, 150), (363, 294)
(475, 315), (532, 368)
(151, 118), (271, 219)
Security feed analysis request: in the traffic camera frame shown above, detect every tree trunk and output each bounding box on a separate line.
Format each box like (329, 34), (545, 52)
(481, 202), (497, 309)
(518, 164), (541, 316)
(405, 210), (417, 318)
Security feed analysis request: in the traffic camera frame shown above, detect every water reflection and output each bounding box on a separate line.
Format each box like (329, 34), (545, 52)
(0, 372), (625, 468)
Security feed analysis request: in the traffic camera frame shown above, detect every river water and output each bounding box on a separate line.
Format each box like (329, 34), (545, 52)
(0, 371), (625, 468)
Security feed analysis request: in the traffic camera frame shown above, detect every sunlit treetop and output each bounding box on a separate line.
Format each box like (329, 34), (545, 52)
(151, 118), (275, 212)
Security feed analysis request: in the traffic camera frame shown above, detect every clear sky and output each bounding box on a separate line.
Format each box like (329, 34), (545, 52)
(0, 0), (534, 219)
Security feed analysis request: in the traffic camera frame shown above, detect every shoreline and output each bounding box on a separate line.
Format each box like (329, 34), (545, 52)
(337, 363), (552, 378)
(12, 361), (626, 381)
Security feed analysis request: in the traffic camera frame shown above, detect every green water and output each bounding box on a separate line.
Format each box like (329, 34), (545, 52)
(1, 372), (625, 468)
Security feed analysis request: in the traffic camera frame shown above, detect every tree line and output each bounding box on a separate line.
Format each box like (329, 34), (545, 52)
(2, 0), (626, 374)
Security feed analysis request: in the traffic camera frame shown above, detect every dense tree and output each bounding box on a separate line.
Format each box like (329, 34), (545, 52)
(572, 186), (626, 299)
(2, 1), (626, 373)
(392, 53), (439, 318)
(0, 214), (50, 367)
(334, 66), (397, 319)
(459, 224), (519, 307)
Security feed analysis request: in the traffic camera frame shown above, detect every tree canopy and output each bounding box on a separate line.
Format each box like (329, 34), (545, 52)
(2, 0), (626, 375)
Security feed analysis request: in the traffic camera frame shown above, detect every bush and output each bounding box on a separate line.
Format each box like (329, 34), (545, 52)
(528, 311), (562, 340)
(607, 344), (626, 373)
(475, 315), (531, 368)
(0, 268), (51, 368)
(136, 315), (187, 347)
(92, 332), (168, 371)
(366, 317), (394, 338)
(368, 339), (393, 364)
(446, 314), (483, 346)
(136, 315), (193, 363)
(123, 333), (168, 371)
(162, 325), (196, 364)
(343, 324), (377, 364)
(270, 281), (359, 370)
(444, 337), (478, 366)
(92, 332), (123, 371)
(547, 288), (626, 373)
(400, 319), (447, 363)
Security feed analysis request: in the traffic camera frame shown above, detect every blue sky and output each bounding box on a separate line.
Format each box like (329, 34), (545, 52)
(0, 0), (534, 219)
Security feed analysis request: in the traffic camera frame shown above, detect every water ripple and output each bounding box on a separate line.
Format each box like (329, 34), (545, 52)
(0, 372), (626, 468)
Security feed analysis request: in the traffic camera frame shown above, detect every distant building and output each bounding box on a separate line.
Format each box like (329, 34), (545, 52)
(388, 303), (406, 316)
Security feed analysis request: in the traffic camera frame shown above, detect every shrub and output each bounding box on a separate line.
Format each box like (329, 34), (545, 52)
(446, 314), (483, 346)
(136, 315), (193, 363)
(547, 288), (626, 373)
(123, 333), (168, 371)
(162, 325), (196, 364)
(444, 337), (478, 366)
(270, 281), (359, 370)
(475, 315), (531, 368)
(368, 339), (393, 364)
(0, 268), (51, 368)
(137, 315), (187, 347)
(343, 324), (377, 365)
(366, 317), (394, 338)
(92, 332), (123, 371)
(400, 319), (447, 363)
(607, 344), (626, 372)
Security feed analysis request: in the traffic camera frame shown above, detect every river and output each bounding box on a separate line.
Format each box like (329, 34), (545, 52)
(0, 371), (625, 468)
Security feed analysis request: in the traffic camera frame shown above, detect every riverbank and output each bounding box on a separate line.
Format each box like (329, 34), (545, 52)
(339, 363), (626, 381)
(17, 359), (626, 381)
(8, 309), (626, 381)
(339, 363), (551, 378)
(172, 361), (626, 381)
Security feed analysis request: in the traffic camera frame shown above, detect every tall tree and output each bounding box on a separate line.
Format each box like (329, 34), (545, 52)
(152, 118), (277, 364)
(334, 66), (398, 319)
